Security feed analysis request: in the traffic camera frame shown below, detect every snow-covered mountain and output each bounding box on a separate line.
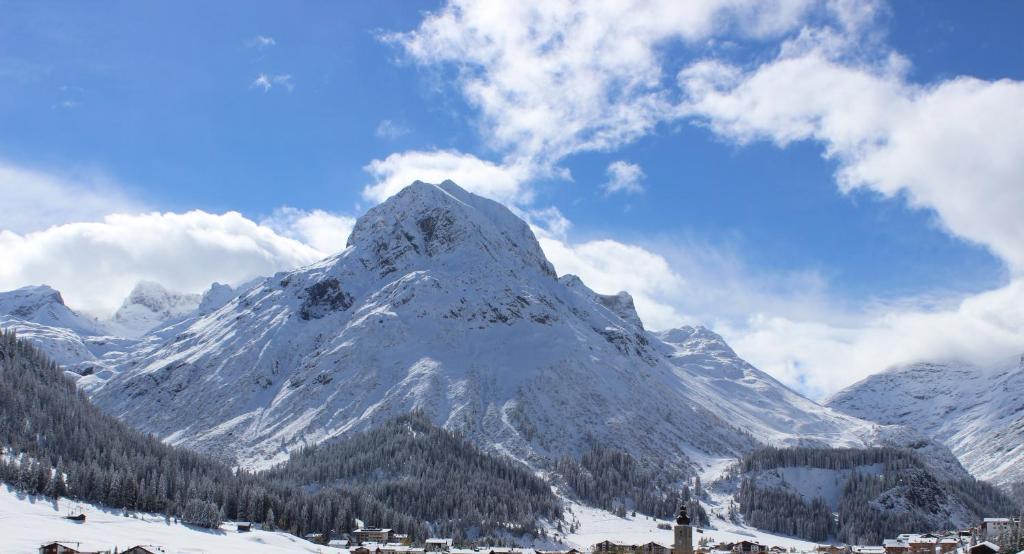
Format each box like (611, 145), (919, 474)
(0, 285), (106, 336)
(0, 285), (111, 365)
(83, 180), (877, 471)
(108, 281), (202, 337)
(827, 358), (1024, 488)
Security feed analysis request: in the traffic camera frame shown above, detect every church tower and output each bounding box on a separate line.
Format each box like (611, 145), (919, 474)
(674, 504), (693, 554)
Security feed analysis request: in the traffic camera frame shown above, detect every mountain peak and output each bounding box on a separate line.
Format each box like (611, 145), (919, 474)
(111, 281), (201, 337)
(346, 180), (555, 279)
(656, 325), (736, 356)
(0, 284), (106, 336)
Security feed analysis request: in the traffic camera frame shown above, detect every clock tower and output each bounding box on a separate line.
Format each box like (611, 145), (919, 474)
(674, 504), (693, 554)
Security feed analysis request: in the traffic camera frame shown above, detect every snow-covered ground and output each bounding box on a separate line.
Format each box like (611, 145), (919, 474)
(560, 498), (819, 552)
(0, 485), (341, 554)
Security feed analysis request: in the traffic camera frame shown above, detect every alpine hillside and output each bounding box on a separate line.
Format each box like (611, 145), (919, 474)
(827, 358), (1024, 489)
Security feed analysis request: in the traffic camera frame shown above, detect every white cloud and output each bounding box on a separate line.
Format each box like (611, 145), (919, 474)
(604, 160), (645, 194)
(724, 279), (1024, 399)
(0, 211), (332, 317)
(363, 149), (532, 205)
(375, 119), (411, 139)
(251, 73), (293, 93)
(0, 161), (143, 233)
(261, 207), (356, 255)
(679, 46), (1024, 272)
(247, 35), (277, 49)
(387, 0), (862, 176)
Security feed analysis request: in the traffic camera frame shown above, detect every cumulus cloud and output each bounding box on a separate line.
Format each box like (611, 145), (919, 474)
(603, 161), (645, 195)
(0, 211), (331, 317)
(386, 1), (865, 176)
(251, 73), (293, 93)
(0, 161), (143, 233)
(261, 207), (356, 255)
(679, 45), (1024, 272)
(363, 149), (532, 205)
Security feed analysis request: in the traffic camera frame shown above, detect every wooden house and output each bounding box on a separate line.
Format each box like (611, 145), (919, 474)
(639, 542), (671, 554)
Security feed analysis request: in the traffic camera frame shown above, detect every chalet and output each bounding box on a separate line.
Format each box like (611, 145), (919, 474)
(122, 547), (162, 554)
(355, 528), (393, 544)
(883, 539), (908, 554)
(936, 538), (958, 553)
(426, 538), (454, 552)
(734, 541), (767, 554)
(393, 534), (412, 545)
(329, 539), (351, 548)
(39, 543), (84, 554)
(851, 547), (885, 554)
(594, 540), (637, 554)
(982, 519), (1014, 541)
(638, 542), (671, 554)
(969, 542), (1000, 554)
(353, 546), (380, 554)
(236, 522), (252, 532)
(907, 537), (937, 554)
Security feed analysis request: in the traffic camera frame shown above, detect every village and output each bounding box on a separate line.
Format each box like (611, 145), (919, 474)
(34, 510), (1023, 554)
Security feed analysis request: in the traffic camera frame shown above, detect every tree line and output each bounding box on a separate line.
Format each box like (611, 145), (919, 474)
(733, 446), (1020, 545)
(264, 410), (562, 542)
(554, 445), (705, 522)
(0, 331), (555, 541)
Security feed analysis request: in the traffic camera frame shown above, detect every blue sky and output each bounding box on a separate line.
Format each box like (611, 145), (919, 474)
(2, 1), (1024, 397)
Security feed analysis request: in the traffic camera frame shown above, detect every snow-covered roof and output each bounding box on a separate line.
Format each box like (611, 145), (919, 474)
(983, 518), (1010, 523)
(427, 538), (454, 544)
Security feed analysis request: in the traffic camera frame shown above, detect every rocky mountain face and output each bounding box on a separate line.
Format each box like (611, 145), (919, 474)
(74, 181), (877, 473)
(828, 358), (1024, 489)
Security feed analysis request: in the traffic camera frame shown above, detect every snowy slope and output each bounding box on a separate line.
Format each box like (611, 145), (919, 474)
(827, 358), (1024, 487)
(86, 180), (877, 473)
(108, 281), (202, 337)
(0, 485), (342, 554)
(562, 499), (819, 552)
